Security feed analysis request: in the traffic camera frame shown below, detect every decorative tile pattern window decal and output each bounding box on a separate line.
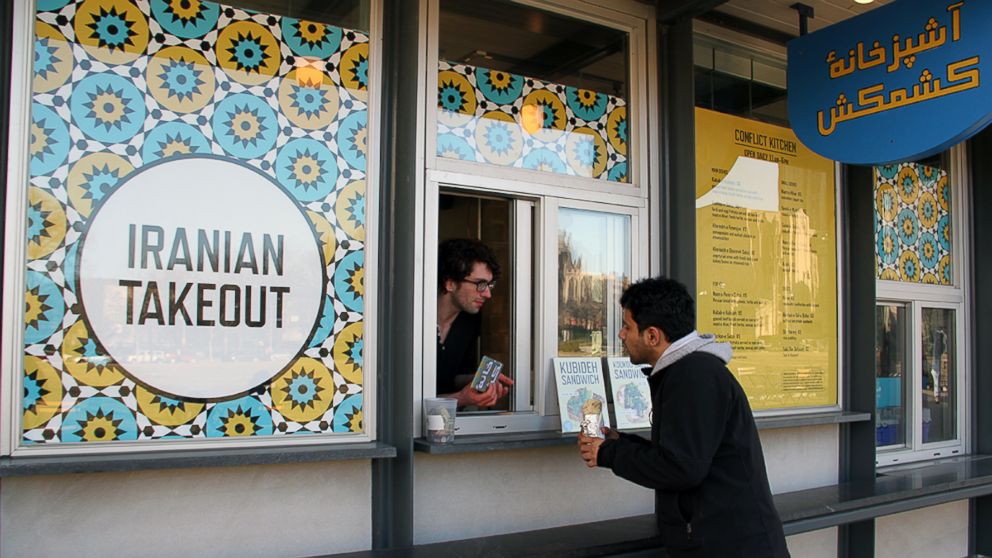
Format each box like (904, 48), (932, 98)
(436, 60), (629, 183)
(874, 163), (951, 285)
(23, 0), (368, 445)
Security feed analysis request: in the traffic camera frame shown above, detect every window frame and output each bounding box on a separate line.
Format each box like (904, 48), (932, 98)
(426, 0), (652, 196)
(416, 0), (656, 436)
(430, 186), (543, 430)
(1, 0), (384, 456)
(874, 145), (972, 466)
(421, 170), (648, 435)
(544, 198), (642, 417)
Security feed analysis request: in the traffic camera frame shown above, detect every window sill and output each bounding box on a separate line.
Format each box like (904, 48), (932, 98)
(778, 454), (992, 533)
(414, 411), (871, 455)
(323, 455), (992, 558)
(415, 431), (587, 454)
(755, 410), (872, 430)
(0, 441), (396, 478)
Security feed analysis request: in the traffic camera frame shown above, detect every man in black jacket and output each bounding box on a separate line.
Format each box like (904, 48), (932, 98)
(578, 277), (789, 558)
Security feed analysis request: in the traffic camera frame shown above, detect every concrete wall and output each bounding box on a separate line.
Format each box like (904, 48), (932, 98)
(786, 527), (837, 558)
(413, 424), (840, 545)
(0, 461), (372, 558)
(760, 424), (839, 492)
(0, 410), (844, 556)
(875, 501), (969, 558)
(765, 425), (840, 557)
(413, 445), (653, 544)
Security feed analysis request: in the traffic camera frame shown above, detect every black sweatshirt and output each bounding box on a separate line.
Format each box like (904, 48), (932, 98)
(436, 311), (481, 394)
(597, 351), (790, 558)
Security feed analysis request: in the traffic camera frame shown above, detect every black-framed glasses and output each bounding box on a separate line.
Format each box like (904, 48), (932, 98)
(460, 278), (496, 292)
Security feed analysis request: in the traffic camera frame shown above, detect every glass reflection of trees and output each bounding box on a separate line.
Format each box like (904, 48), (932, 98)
(557, 231), (628, 357)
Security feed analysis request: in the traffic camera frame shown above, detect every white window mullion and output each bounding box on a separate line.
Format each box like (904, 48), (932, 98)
(419, 177), (442, 438)
(0, 0), (35, 456)
(911, 301), (923, 453)
(539, 197), (560, 416)
(513, 200), (534, 412)
(958, 302), (970, 455)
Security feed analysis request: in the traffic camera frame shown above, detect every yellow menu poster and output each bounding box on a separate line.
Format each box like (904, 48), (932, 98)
(695, 108), (837, 410)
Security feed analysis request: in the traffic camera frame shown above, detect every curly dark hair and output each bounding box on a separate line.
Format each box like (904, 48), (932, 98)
(438, 238), (501, 293)
(619, 277), (695, 343)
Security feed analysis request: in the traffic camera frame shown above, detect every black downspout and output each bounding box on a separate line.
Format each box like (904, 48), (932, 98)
(968, 127), (992, 556)
(0, 0), (12, 291)
(837, 163), (877, 558)
(790, 3), (814, 37)
(0, 3), (12, 548)
(371, 0), (420, 550)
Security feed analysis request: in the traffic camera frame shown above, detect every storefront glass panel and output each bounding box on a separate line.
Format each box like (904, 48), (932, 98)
(875, 304), (907, 448)
(921, 307), (956, 444)
(874, 161), (952, 285)
(694, 39), (788, 126)
(694, 108), (839, 411)
(21, 0), (370, 447)
(557, 208), (629, 357)
(436, 0), (631, 183)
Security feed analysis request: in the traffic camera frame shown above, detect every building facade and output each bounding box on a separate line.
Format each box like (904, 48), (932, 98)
(2, 0), (991, 557)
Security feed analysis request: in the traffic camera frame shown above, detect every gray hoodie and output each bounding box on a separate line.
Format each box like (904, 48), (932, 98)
(651, 330), (733, 376)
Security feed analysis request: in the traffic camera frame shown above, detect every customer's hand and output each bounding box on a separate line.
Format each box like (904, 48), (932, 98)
(578, 430), (606, 468)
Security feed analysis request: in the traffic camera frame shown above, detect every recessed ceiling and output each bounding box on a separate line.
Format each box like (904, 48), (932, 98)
(714, 0), (890, 36)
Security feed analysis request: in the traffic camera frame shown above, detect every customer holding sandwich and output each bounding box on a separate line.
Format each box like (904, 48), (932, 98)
(578, 277), (789, 558)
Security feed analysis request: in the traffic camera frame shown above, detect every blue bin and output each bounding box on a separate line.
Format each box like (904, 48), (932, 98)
(876, 377), (901, 409)
(876, 425), (897, 446)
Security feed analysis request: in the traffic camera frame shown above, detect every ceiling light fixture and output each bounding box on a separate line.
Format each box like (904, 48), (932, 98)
(854, 0), (875, 4)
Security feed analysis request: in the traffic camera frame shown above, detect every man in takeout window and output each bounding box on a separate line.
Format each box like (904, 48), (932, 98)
(436, 238), (513, 408)
(578, 277), (789, 558)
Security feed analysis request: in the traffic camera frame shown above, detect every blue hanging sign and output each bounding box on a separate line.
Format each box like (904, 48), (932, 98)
(787, 0), (992, 165)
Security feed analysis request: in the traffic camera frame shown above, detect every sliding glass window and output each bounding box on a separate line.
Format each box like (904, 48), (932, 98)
(874, 150), (970, 465)
(422, 0), (651, 435)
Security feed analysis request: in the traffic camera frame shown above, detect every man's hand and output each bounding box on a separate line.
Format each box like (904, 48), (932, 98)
(455, 373), (514, 408)
(493, 372), (514, 399)
(577, 427), (619, 468)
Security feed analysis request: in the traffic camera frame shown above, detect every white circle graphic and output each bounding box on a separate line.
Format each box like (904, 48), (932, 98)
(78, 157), (325, 399)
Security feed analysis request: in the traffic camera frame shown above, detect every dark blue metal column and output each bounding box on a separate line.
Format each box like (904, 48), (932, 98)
(968, 127), (992, 556)
(0, 0), (12, 280)
(658, 18), (696, 293)
(838, 163), (876, 558)
(371, 0), (421, 550)
(0, 7), (14, 551)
